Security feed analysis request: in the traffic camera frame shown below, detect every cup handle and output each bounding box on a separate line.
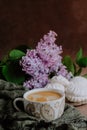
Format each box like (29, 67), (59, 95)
(13, 98), (24, 111)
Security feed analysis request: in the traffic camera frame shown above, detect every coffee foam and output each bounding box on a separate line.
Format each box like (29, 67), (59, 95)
(26, 91), (61, 102)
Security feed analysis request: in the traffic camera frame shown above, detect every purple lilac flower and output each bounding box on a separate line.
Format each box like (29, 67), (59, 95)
(57, 65), (68, 76)
(36, 30), (63, 72)
(20, 30), (72, 89)
(20, 49), (49, 77)
(66, 72), (73, 80)
(56, 65), (72, 80)
(23, 74), (48, 89)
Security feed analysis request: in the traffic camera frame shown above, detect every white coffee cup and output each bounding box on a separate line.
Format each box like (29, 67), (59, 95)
(13, 88), (65, 122)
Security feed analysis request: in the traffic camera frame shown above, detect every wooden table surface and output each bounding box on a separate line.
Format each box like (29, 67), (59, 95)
(76, 104), (87, 117)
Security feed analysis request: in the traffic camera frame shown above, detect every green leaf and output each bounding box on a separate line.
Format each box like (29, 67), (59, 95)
(77, 57), (87, 67)
(2, 62), (25, 84)
(76, 48), (83, 64)
(63, 56), (75, 75)
(9, 49), (25, 60)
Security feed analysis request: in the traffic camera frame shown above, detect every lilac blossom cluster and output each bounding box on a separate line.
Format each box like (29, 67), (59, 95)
(20, 31), (72, 89)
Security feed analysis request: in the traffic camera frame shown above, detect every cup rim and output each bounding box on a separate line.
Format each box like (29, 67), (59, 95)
(23, 88), (65, 103)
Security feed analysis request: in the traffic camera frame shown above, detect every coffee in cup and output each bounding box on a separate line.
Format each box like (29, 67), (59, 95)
(26, 90), (61, 102)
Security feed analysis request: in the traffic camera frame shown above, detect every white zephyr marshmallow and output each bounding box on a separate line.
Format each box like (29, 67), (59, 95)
(45, 75), (70, 93)
(66, 76), (87, 103)
(50, 75), (70, 88)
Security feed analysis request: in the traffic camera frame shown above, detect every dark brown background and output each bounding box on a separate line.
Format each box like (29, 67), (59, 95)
(0, 0), (87, 59)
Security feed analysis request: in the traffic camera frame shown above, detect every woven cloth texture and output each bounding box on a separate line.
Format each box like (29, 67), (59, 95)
(0, 79), (87, 130)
